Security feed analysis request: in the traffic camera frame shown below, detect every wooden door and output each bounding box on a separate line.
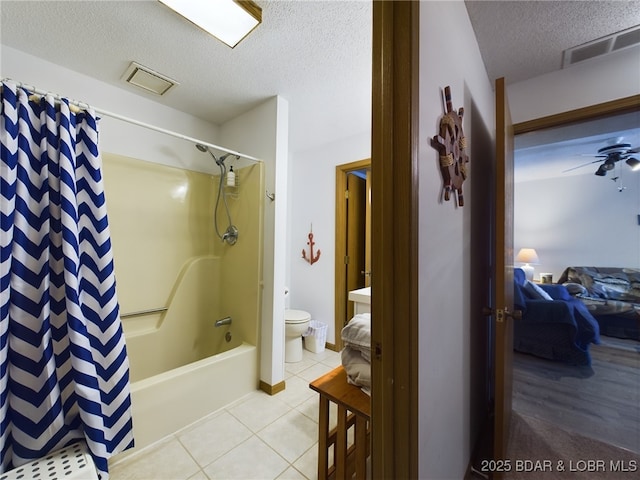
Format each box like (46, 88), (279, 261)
(371, 1), (419, 477)
(493, 77), (516, 473)
(364, 169), (372, 287)
(346, 172), (366, 321)
(335, 159), (371, 350)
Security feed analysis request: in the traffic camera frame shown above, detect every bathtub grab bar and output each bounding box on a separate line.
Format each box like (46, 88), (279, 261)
(120, 307), (168, 319)
(215, 316), (232, 327)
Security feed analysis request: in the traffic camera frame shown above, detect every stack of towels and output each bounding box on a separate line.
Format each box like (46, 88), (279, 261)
(341, 313), (371, 395)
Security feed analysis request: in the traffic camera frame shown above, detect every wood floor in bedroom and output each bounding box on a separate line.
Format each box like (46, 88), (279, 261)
(512, 336), (640, 454)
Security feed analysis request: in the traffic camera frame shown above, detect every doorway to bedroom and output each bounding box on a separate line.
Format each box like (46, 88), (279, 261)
(512, 97), (640, 455)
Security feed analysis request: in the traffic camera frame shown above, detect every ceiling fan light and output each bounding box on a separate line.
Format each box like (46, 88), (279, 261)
(595, 165), (607, 176)
(626, 157), (640, 171)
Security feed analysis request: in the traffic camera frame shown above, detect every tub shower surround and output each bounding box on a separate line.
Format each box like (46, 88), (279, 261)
(102, 152), (264, 451)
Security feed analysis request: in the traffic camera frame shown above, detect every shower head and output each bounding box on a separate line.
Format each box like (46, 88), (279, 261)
(195, 143), (225, 166)
(195, 144), (240, 166)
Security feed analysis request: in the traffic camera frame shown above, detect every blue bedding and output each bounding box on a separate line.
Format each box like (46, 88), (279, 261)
(513, 268), (600, 365)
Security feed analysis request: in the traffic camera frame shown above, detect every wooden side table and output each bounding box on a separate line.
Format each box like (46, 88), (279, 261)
(309, 366), (371, 480)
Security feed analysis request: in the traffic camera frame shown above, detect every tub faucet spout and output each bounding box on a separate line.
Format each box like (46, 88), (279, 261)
(215, 316), (232, 327)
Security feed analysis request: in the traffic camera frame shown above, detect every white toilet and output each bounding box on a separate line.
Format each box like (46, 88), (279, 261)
(285, 309), (311, 363)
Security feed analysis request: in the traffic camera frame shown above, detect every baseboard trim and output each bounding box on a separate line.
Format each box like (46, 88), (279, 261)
(466, 410), (493, 480)
(326, 342), (338, 352)
(259, 380), (286, 396)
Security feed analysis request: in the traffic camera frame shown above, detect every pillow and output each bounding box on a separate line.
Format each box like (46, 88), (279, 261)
(341, 313), (371, 362)
(341, 313), (371, 349)
(524, 280), (553, 300)
(341, 346), (371, 394)
(564, 282), (588, 296)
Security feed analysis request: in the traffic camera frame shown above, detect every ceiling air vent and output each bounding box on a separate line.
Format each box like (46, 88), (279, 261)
(121, 62), (179, 96)
(562, 25), (640, 68)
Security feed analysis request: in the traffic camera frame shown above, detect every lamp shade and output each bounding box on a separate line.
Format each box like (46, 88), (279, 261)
(515, 248), (540, 265)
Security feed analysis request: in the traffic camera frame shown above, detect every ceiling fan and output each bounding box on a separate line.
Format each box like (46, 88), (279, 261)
(563, 138), (640, 176)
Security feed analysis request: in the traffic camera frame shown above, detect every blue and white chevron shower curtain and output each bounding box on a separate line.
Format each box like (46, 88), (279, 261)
(0, 81), (133, 478)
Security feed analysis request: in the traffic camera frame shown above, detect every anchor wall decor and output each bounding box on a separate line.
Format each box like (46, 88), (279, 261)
(302, 224), (321, 265)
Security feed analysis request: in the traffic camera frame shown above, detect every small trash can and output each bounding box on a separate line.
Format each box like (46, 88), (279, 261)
(304, 320), (328, 353)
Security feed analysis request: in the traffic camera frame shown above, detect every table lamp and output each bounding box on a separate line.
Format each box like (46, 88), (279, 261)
(515, 248), (539, 281)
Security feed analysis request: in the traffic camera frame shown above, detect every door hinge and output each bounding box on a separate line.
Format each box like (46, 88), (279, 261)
(374, 341), (382, 360)
(344, 255), (350, 265)
(345, 190), (350, 199)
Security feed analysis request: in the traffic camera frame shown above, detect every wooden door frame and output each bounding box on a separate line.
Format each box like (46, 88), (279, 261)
(513, 95), (640, 135)
(371, 1), (419, 478)
(493, 77), (516, 473)
(334, 158), (371, 351)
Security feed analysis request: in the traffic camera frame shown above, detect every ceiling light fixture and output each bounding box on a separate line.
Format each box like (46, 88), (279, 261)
(159, 0), (262, 48)
(594, 165), (607, 176)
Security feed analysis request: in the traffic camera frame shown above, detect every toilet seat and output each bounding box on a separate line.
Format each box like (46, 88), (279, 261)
(285, 309), (311, 324)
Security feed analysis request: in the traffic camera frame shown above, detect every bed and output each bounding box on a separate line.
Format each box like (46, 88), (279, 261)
(558, 266), (640, 340)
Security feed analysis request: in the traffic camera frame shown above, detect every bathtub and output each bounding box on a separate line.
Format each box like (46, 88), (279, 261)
(117, 256), (260, 452)
(128, 342), (258, 450)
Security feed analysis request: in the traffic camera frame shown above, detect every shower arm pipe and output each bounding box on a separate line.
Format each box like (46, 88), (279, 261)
(1, 78), (262, 164)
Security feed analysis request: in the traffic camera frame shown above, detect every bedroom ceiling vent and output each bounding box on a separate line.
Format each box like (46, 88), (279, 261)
(562, 24), (640, 68)
(121, 62), (179, 96)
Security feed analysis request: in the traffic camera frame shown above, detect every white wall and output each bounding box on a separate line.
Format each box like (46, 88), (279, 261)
(515, 171), (640, 281)
(509, 41), (640, 283)
(508, 45), (640, 124)
(1, 45), (221, 174)
(220, 96), (290, 387)
(418, 2), (495, 478)
(288, 132), (371, 345)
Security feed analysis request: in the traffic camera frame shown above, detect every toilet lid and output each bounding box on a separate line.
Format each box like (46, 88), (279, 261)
(285, 309), (311, 323)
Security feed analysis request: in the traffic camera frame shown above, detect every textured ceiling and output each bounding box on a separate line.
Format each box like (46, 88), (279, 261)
(0, 0), (372, 154)
(466, 0), (640, 183)
(465, 0), (640, 84)
(0, 1), (638, 157)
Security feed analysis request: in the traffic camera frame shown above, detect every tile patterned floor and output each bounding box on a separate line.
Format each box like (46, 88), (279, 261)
(109, 348), (343, 480)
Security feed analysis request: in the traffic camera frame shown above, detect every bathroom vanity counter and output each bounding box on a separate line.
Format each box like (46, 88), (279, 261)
(348, 287), (371, 315)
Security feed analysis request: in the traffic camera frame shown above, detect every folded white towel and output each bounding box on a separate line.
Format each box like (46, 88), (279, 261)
(341, 346), (371, 396)
(341, 313), (371, 362)
(341, 313), (371, 346)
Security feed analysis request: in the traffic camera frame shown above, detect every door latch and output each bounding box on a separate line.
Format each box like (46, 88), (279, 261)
(482, 307), (521, 322)
(374, 341), (382, 360)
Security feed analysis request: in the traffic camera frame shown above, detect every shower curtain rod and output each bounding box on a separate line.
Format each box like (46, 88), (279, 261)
(1, 78), (262, 163)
